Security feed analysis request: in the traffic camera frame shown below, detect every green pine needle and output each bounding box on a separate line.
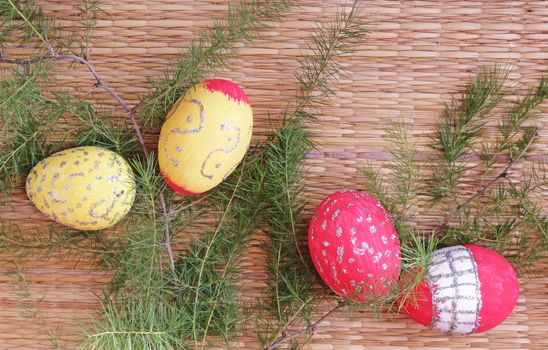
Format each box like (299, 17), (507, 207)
(259, 2), (368, 348)
(2, 1), (295, 347)
(0, 63), (65, 191)
(427, 66), (510, 203)
(82, 298), (186, 350)
(364, 123), (424, 233)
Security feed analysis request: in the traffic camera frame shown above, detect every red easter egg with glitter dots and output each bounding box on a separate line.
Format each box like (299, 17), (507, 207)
(402, 245), (519, 334)
(308, 190), (401, 302)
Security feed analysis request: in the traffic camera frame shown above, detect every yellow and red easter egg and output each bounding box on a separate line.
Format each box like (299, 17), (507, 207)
(158, 79), (253, 194)
(402, 245), (519, 334)
(308, 190), (401, 302)
(25, 146), (136, 230)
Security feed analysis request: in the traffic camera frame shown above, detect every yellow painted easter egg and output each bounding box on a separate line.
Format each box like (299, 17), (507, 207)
(158, 79), (253, 194)
(25, 146), (136, 230)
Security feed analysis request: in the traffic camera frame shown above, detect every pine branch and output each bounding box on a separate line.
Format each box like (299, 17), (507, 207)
(364, 123), (424, 233)
(168, 152), (266, 349)
(1, 0), (95, 56)
(439, 76), (547, 234)
(0, 224), (122, 265)
(0, 62), (69, 190)
(426, 66), (509, 204)
(2, 1), (293, 348)
(2, 0), (49, 46)
(191, 167), (246, 349)
(266, 301), (347, 350)
(262, 2), (368, 348)
(83, 298), (186, 350)
(457, 130), (537, 212)
(77, 0), (101, 57)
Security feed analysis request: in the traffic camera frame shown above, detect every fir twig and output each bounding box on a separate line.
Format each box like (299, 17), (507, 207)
(439, 75), (547, 235)
(364, 123), (424, 233)
(0, 0), (86, 55)
(427, 66), (509, 205)
(262, 2), (368, 349)
(456, 129), (537, 212)
(2, 0), (296, 348)
(266, 301), (347, 350)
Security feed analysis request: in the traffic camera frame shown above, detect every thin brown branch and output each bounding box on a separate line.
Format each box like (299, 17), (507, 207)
(0, 46), (176, 273)
(438, 131), (538, 233)
(0, 55), (48, 66)
(266, 301), (346, 350)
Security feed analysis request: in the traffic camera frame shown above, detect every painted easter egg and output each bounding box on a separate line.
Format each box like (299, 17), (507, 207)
(308, 190), (401, 302)
(158, 79), (253, 194)
(402, 245), (519, 334)
(25, 146), (136, 230)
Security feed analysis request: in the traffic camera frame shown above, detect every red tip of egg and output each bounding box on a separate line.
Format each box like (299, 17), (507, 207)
(465, 244), (519, 333)
(161, 171), (200, 195)
(203, 79), (250, 105)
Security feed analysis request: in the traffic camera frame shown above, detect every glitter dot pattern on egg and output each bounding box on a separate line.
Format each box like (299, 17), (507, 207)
(308, 190), (401, 302)
(158, 79), (253, 194)
(25, 146), (136, 230)
(402, 244), (519, 334)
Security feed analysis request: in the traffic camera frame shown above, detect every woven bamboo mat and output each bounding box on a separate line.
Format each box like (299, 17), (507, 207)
(1, 0), (547, 349)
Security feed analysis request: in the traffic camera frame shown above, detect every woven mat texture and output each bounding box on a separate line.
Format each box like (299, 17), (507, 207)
(0, 0), (547, 349)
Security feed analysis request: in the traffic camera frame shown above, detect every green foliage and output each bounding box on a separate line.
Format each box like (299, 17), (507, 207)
(483, 76), (548, 168)
(259, 2), (369, 348)
(293, 2), (368, 115)
(427, 66), (509, 203)
(176, 153), (266, 349)
(105, 156), (170, 296)
(259, 124), (316, 349)
(364, 123), (423, 233)
(0, 224), (120, 266)
(389, 229), (438, 310)
(0, 1), (130, 191)
(77, 0), (101, 56)
(82, 298), (187, 350)
(89, 152), (269, 350)
(0, 63), (65, 191)
(0, 0), (99, 56)
(0, 0), (53, 46)
(140, 0), (296, 128)
(364, 71), (548, 276)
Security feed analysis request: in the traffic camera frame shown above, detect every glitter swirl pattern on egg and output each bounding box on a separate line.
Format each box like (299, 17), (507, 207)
(308, 190), (401, 302)
(25, 146), (136, 230)
(158, 79), (253, 195)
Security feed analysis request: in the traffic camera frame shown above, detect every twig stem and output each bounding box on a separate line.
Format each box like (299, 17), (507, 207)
(439, 131), (538, 232)
(266, 301), (346, 350)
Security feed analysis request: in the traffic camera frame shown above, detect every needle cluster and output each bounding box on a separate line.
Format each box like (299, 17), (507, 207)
(258, 2), (369, 349)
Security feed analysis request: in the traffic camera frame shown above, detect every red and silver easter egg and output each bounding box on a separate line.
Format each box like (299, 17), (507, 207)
(402, 244), (519, 334)
(308, 190), (401, 302)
